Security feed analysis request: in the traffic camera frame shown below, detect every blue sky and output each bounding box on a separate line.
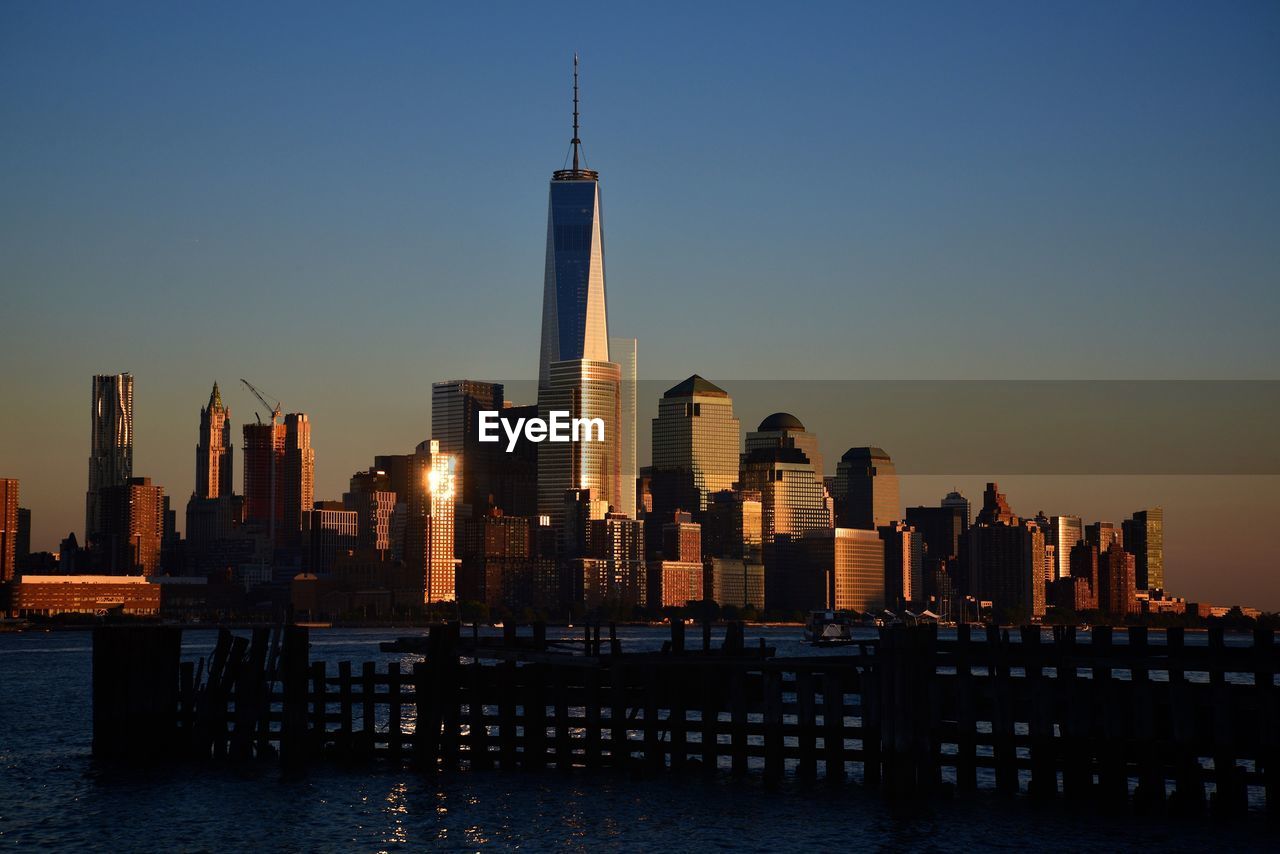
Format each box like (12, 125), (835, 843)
(2, 1), (1278, 602)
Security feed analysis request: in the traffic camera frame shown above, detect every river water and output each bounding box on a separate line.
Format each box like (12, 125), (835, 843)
(0, 626), (1271, 851)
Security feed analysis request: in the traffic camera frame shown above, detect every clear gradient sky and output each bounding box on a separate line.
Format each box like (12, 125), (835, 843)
(2, 2), (1278, 604)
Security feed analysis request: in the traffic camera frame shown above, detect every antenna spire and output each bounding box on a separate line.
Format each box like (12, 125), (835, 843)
(571, 53), (581, 171)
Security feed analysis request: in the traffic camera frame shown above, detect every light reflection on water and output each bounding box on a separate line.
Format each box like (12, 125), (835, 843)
(0, 627), (1271, 851)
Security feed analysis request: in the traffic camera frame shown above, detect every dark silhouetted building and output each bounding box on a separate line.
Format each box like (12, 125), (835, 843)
(431, 380), (505, 520)
(99, 477), (165, 576)
(963, 515), (1046, 621)
(345, 467), (397, 556)
(834, 446), (899, 530)
(303, 502), (358, 575)
(16, 507), (31, 573)
(879, 522), (923, 609)
(975, 482), (1016, 526)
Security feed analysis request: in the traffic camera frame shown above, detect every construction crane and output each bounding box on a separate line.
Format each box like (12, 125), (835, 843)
(239, 378), (283, 426)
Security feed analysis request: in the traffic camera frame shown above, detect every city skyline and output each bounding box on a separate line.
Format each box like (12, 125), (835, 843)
(2, 3), (1278, 608)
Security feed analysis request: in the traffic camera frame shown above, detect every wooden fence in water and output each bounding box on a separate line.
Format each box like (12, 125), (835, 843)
(92, 623), (1278, 817)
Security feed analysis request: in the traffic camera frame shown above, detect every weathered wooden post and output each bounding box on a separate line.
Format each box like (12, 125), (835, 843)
(1253, 628), (1276, 816)
(1166, 626), (1204, 813)
(92, 626), (182, 762)
(280, 625), (309, 768)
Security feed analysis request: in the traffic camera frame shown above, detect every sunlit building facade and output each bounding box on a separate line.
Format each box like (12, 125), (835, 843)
(536, 359), (621, 532)
(745, 412), (824, 491)
(609, 337), (638, 520)
(195, 382), (233, 500)
(651, 375), (740, 513)
(0, 478), (17, 582)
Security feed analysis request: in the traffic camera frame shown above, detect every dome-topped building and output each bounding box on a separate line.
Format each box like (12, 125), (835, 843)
(745, 411), (824, 490)
(757, 412), (805, 432)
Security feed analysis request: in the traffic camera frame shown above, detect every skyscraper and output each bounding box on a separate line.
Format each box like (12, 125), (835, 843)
(242, 421), (285, 534)
(538, 56), (609, 389)
(1099, 541), (1139, 616)
(650, 375), (741, 513)
(738, 444), (829, 546)
(1046, 515), (1083, 581)
(431, 380), (504, 519)
(406, 440), (458, 603)
(195, 382), (233, 500)
(99, 477), (165, 576)
(975, 482), (1016, 526)
(537, 359), (622, 531)
(879, 522), (923, 609)
(610, 337), (638, 520)
(745, 412), (825, 491)
(941, 490), (971, 525)
(535, 60), (622, 536)
(86, 373), (134, 547)
(962, 517), (1044, 624)
(0, 478), (17, 582)
(280, 414), (315, 548)
(1084, 520), (1122, 552)
(1123, 507), (1164, 592)
(833, 446), (900, 530)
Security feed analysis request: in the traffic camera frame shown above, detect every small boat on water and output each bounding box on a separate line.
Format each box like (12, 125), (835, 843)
(804, 610), (856, 646)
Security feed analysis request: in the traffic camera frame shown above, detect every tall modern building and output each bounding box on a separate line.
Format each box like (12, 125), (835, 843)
(535, 60), (623, 535)
(610, 337), (638, 520)
(281, 414), (315, 549)
(406, 440), (458, 603)
(195, 383), (233, 500)
(242, 421), (285, 534)
(86, 373), (134, 547)
(538, 56), (609, 389)
(650, 375), (740, 513)
(537, 359), (622, 531)
(241, 412), (312, 550)
(0, 478), (17, 582)
(833, 446), (900, 530)
(431, 380), (504, 519)
(1123, 507), (1164, 592)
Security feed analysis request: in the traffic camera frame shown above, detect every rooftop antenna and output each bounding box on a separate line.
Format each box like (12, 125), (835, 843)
(571, 53), (581, 171)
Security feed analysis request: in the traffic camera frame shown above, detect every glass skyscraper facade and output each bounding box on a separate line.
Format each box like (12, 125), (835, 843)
(536, 359), (622, 532)
(609, 338), (637, 520)
(538, 175), (609, 389)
